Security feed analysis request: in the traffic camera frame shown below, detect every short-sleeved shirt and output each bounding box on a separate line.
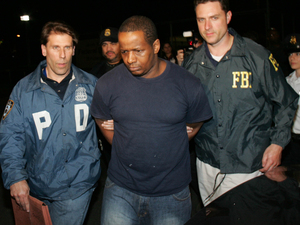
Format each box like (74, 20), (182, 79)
(91, 60), (212, 196)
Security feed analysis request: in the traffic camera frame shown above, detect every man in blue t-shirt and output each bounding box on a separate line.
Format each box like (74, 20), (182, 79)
(91, 15), (212, 225)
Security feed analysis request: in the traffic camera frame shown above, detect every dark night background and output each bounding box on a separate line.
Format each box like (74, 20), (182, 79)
(0, 1), (299, 224)
(0, 0), (299, 99)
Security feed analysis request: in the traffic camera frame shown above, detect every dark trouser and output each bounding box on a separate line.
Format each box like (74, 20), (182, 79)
(282, 133), (300, 165)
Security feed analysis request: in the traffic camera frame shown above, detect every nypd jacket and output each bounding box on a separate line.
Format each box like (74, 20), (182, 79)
(183, 28), (298, 174)
(0, 60), (101, 200)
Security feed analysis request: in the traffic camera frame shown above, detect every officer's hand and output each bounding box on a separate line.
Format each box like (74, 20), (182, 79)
(264, 166), (287, 182)
(177, 49), (184, 66)
(259, 144), (283, 173)
(102, 120), (114, 131)
(186, 126), (193, 134)
(10, 180), (30, 212)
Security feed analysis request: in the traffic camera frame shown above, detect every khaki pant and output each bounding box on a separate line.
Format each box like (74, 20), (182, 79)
(196, 159), (263, 206)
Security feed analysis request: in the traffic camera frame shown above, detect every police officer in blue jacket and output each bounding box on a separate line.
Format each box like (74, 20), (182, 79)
(0, 21), (101, 225)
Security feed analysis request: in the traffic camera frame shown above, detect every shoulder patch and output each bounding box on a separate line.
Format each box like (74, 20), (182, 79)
(2, 100), (14, 120)
(269, 54), (279, 72)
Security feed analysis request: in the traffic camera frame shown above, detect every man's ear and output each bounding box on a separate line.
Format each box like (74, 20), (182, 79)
(153, 39), (160, 54)
(226, 11), (232, 25)
(41, 44), (47, 57)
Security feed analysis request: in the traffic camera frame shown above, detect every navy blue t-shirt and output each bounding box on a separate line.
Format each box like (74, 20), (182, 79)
(91, 60), (212, 196)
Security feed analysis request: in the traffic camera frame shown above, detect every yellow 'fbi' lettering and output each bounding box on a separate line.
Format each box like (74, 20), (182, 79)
(241, 71), (251, 88)
(232, 71), (252, 88)
(232, 72), (240, 88)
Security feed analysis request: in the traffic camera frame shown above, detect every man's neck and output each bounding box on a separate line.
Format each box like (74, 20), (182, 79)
(207, 33), (234, 57)
(45, 68), (70, 83)
(107, 56), (122, 65)
(108, 60), (121, 66)
(143, 58), (166, 79)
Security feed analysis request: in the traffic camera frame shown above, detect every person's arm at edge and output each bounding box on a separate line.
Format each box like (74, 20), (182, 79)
(187, 122), (203, 140)
(95, 118), (114, 144)
(259, 54), (298, 172)
(0, 87), (30, 212)
(177, 49), (184, 66)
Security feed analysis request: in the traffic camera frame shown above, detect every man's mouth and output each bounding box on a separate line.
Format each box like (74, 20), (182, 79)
(106, 51), (115, 56)
(57, 63), (67, 67)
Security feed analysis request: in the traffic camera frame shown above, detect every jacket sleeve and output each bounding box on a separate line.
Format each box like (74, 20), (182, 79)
(0, 86), (28, 190)
(260, 54), (298, 148)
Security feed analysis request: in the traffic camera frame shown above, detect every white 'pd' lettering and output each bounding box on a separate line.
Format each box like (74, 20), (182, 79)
(32, 104), (88, 140)
(32, 111), (51, 140)
(74, 104), (89, 132)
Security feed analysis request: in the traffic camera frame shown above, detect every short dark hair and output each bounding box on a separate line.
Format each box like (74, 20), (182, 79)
(194, 0), (230, 13)
(40, 21), (78, 46)
(119, 16), (158, 46)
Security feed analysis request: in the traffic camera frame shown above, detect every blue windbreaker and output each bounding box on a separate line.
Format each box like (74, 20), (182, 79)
(0, 60), (101, 200)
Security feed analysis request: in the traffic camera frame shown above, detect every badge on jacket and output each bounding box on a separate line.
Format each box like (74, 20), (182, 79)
(2, 100), (14, 120)
(75, 87), (87, 102)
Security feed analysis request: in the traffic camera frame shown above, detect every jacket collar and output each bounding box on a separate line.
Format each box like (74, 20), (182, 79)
(26, 60), (94, 92)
